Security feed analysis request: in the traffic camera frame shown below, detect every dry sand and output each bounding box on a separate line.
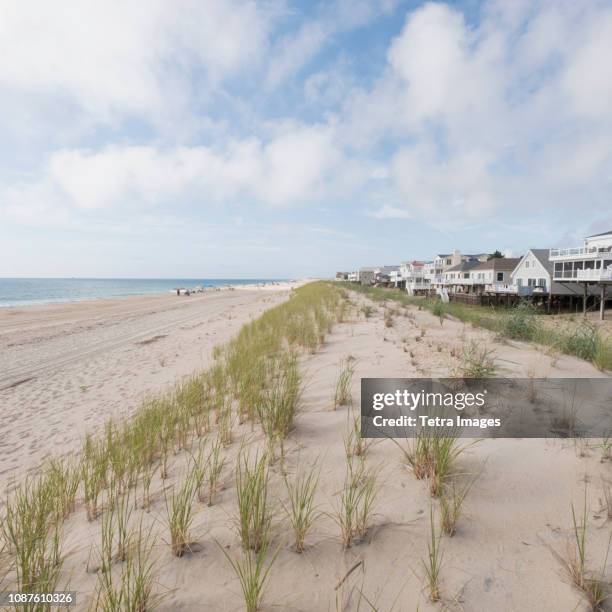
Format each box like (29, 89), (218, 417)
(0, 281), (302, 481)
(2, 286), (611, 611)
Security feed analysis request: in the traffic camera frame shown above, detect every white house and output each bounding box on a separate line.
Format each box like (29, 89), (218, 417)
(400, 261), (431, 295)
(510, 249), (590, 298)
(441, 260), (481, 294)
(356, 267), (376, 285)
(549, 230), (612, 318)
(470, 257), (522, 294)
(431, 250), (488, 294)
(549, 230), (612, 283)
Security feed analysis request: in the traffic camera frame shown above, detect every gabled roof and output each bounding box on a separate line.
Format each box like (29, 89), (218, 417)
(510, 249), (553, 278)
(379, 265), (400, 273)
(529, 249), (553, 273)
(436, 253), (451, 258)
(472, 257), (521, 272)
(445, 260), (481, 273)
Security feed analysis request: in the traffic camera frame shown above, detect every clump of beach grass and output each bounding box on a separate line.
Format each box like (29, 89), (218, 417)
(257, 353), (302, 459)
(235, 450), (273, 553)
(110, 486), (133, 563)
(1, 475), (63, 596)
(94, 522), (160, 611)
(334, 457), (379, 548)
(334, 357), (355, 409)
(422, 507), (444, 602)
(560, 490), (612, 609)
(165, 471), (197, 557)
(82, 435), (107, 521)
(282, 460), (321, 553)
(432, 300), (445, 325)
(205, 436), (225, 506)
(500, 303), (540, 341)
(393, 430), (466, 497)
(221, 542), (279, 612)
(439, 474), (478, 536)
(599, 479), (612, 522)
(458, 341), (497, 378)
(362, 304), (375, 319)
(344, 411), (372, 459)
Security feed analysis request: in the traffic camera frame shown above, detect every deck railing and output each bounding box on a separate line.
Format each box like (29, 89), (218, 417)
(550, 246), (612, 259)
(553, 268), (612, 281)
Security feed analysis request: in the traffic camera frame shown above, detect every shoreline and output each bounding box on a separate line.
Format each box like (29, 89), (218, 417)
(0, 281), (304, 479)
(0, 278), (302, 310)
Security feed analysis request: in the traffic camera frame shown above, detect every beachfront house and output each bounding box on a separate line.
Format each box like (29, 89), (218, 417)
(470, 257), (522, 294)
(510, 249), (591, 297)
(549, 230), (612, 318)
(390, 267), (405, 289)
(398, 261), (426, 295)
(441, 260), (481, 294)
(357, 267), (377, 285)
(431, 251), (488, 295)
(374, 265), (400, 286)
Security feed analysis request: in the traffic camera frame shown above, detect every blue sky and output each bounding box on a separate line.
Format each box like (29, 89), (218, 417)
(1, 0), (611, 278)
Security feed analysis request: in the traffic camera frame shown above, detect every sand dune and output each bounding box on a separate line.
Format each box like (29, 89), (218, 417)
(0, 282), (301, 481)
(1, 284), (611, 611)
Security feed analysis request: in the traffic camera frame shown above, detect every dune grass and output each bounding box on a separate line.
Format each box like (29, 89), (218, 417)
(235, 450), (273, 553)
(393, 430), (466, 498)
(334, 456), (380, 549)
(457, 341), (497, 378)
(1, 475), (63, 597)
(563, 491), (612, 610)
(349, 284), (612, 371)
(165, 471), (197, 557)
(334, 357), (355, 409)
(94, 522), (160, 611)
(282, 460), (321, 553)
(439, 474), (477, 537)
(0, 281), (346, 604)
(220, 542), (279, 612)
(422, 507), (444, 602)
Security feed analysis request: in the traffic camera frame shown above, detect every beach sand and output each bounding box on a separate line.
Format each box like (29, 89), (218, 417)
(0, 281), (303, 481)
(1, 284), (611, 610)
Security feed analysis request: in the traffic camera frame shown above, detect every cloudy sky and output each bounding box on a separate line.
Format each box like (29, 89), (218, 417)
(1, 0), (611, 278)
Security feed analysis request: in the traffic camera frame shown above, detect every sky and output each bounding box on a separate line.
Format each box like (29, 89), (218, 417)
(1, 0), (612, 278)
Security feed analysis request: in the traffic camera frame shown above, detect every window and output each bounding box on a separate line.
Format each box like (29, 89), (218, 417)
(554, 263), (562, 273)
(496, 272), (504, 281)
(463, 273), (469, 279)
(446, 258), (451, 265)
(528, 278), (536, 287)
(525, 261), (529, 268)
(517, 278), (523, 287)
(538, 278), (546, 287)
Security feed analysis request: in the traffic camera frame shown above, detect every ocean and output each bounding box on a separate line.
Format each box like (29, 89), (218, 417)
(0, 278), (286, 308)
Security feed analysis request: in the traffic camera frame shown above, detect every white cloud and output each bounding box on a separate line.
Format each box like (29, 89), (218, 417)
(0, 0), (272, 123)
(342, 0), (612, 224)
(2, 125), (345, 213)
